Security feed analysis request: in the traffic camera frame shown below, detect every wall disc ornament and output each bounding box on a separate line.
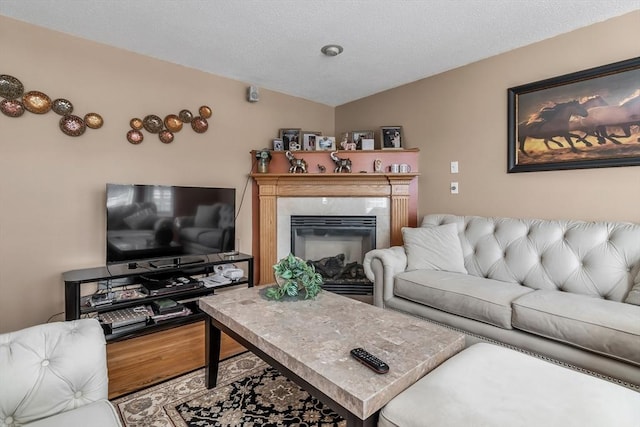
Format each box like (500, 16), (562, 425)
(164, 114), (183, 132)
(143, 114), (163, 133)
(191, 116), (208, 133)
(178, 109), (193, 123)
(59, 114), (86, 136)
(84, 112), (104, 129)
(0, 75), (24, 99)
(127, 129), (144, 144)
(23, 91), (52, 114)
(199, 105), (212, 119)
(159, 129), (174, 144)
(0, 99), (25, 117)
(52, 98), (74, 115)
(130, 117), (143, 130)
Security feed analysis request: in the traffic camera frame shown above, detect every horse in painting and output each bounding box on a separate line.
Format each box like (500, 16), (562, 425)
(570, 90), (640, 144)
(517, 100), (588, 155)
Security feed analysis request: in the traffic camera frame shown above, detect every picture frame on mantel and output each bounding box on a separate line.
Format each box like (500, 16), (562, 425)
(279, 128), (301, 151)
(508, 57), (640, 173)
(381, 126), (403, 149)
(351, 130), (375, 150)
(302, 131), (322, 151)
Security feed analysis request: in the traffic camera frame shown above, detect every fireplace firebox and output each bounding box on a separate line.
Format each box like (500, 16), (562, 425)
(290, 215), (375, 295)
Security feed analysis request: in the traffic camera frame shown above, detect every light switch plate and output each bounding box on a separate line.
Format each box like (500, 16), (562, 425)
(450, 161), (459, 174)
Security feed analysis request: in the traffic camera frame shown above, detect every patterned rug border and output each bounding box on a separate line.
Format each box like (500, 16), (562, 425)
(113, 352), (267, 427)
(112, 352), (345, 427)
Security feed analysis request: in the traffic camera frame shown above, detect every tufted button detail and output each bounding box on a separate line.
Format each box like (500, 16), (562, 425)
(74, 391), (83, 398)
(41, 359), (50, 367)
(5, 416), (13, 424)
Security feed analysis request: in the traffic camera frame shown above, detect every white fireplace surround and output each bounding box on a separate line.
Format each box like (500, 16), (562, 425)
(277, 197), (390, 260)
(251, 172), (418, 284)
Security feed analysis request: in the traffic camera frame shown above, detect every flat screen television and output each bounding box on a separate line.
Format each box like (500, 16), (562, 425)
(106, 183), (236, 265)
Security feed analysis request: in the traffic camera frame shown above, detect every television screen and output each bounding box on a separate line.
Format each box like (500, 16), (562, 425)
(106, 184), (236, 265)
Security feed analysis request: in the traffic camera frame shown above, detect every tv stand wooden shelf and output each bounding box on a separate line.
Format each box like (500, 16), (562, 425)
(62, 253), (253, 398)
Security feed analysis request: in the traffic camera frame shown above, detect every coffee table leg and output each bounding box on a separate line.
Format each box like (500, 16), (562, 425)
(205, 318), (222, 388)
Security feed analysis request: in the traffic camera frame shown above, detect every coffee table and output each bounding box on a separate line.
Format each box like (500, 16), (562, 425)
(199, 287), (464, 426)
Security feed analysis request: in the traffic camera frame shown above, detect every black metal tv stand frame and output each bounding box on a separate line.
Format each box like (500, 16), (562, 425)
(63, 252), (254, 342)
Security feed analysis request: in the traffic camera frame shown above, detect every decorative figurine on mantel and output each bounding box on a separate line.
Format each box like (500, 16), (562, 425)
(286, 150), (308, 173)
(340, 133), (357, 150)
(331, 151), (352, 173)
(255, 149), (272, 173)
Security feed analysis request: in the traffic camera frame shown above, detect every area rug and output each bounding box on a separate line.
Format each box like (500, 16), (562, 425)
(112, 352), (345, 427)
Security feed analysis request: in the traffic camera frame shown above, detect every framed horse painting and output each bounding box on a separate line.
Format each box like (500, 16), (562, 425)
(507, 56), (640, 173)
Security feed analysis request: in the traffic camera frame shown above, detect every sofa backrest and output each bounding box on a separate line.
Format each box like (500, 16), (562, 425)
(0, 319), (108, 425)
(422, 214), (640, 302)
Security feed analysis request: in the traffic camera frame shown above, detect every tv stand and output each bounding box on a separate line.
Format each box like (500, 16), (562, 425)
(63, 252), (253, 398)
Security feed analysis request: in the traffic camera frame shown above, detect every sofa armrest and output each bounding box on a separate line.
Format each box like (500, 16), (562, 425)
(363, 247), (407, 307)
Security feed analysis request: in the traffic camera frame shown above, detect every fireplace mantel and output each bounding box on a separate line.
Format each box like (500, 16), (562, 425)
(251, 172), (419, 284)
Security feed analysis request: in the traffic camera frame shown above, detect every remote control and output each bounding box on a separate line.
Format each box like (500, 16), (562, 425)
(350, 348), (389, 374)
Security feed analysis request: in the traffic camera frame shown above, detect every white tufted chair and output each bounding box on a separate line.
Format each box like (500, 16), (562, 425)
(0, 319), (122, 427)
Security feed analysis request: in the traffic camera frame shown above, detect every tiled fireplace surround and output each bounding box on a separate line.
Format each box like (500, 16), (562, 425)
(251, 173), (419, 284)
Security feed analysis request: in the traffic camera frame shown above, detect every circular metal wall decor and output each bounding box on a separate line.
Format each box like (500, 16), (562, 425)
(191, 116), (208, 133)
(84, 112), (104, 129)
(130, 117), (143, 130)
(142, 114), (163, 133)
(178, 109), (193, 123)
(23, 91), (52, 114)
(159, 129), (174, 144)
(52, 98), (74, 115)
(59, 114), (86, 137)
(164, 114), (183, 132)
(0, 75), (24, 99)
(0, 99), (26, 117)
(199, 105), (212, 119)
(127, 129), (144, 144)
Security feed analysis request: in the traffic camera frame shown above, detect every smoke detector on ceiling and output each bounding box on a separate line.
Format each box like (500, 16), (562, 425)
(321, 44), (343, 57)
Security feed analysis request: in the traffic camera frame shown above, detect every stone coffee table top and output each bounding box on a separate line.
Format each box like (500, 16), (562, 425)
(199, 287), (464, 420)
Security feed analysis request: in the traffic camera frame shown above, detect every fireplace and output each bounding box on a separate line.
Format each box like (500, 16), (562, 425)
(290, 215), (375, 295)
(251, 171), (419, 285)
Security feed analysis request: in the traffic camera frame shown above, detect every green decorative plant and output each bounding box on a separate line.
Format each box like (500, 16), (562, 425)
(266, 253), (323, 300)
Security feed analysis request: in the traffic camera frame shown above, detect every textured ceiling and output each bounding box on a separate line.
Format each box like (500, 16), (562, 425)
(1, 0), (638, 106)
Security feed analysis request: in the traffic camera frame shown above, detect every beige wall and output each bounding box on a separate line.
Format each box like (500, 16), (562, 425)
(2, 12), (639, 332)
(337, 11), (640, 224)
(0, 16), (334, 332)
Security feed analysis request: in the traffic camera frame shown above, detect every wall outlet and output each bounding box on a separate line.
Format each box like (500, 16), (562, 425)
(450, 182), (459, 194)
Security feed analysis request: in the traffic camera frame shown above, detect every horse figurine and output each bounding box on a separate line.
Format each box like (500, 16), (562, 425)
(286, 150), (307, 173)
(330, 151), (352, 173)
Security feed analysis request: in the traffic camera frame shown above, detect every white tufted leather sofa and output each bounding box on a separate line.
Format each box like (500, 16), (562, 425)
(0, 319), (122, 427)
(364, 214), (640, 388)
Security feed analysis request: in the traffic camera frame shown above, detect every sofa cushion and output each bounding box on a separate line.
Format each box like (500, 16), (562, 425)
(402, 224), (467, 274)
(624, 269), (640, 305)
(394, 270), (533, 328)
(512, 290), (640, 366)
